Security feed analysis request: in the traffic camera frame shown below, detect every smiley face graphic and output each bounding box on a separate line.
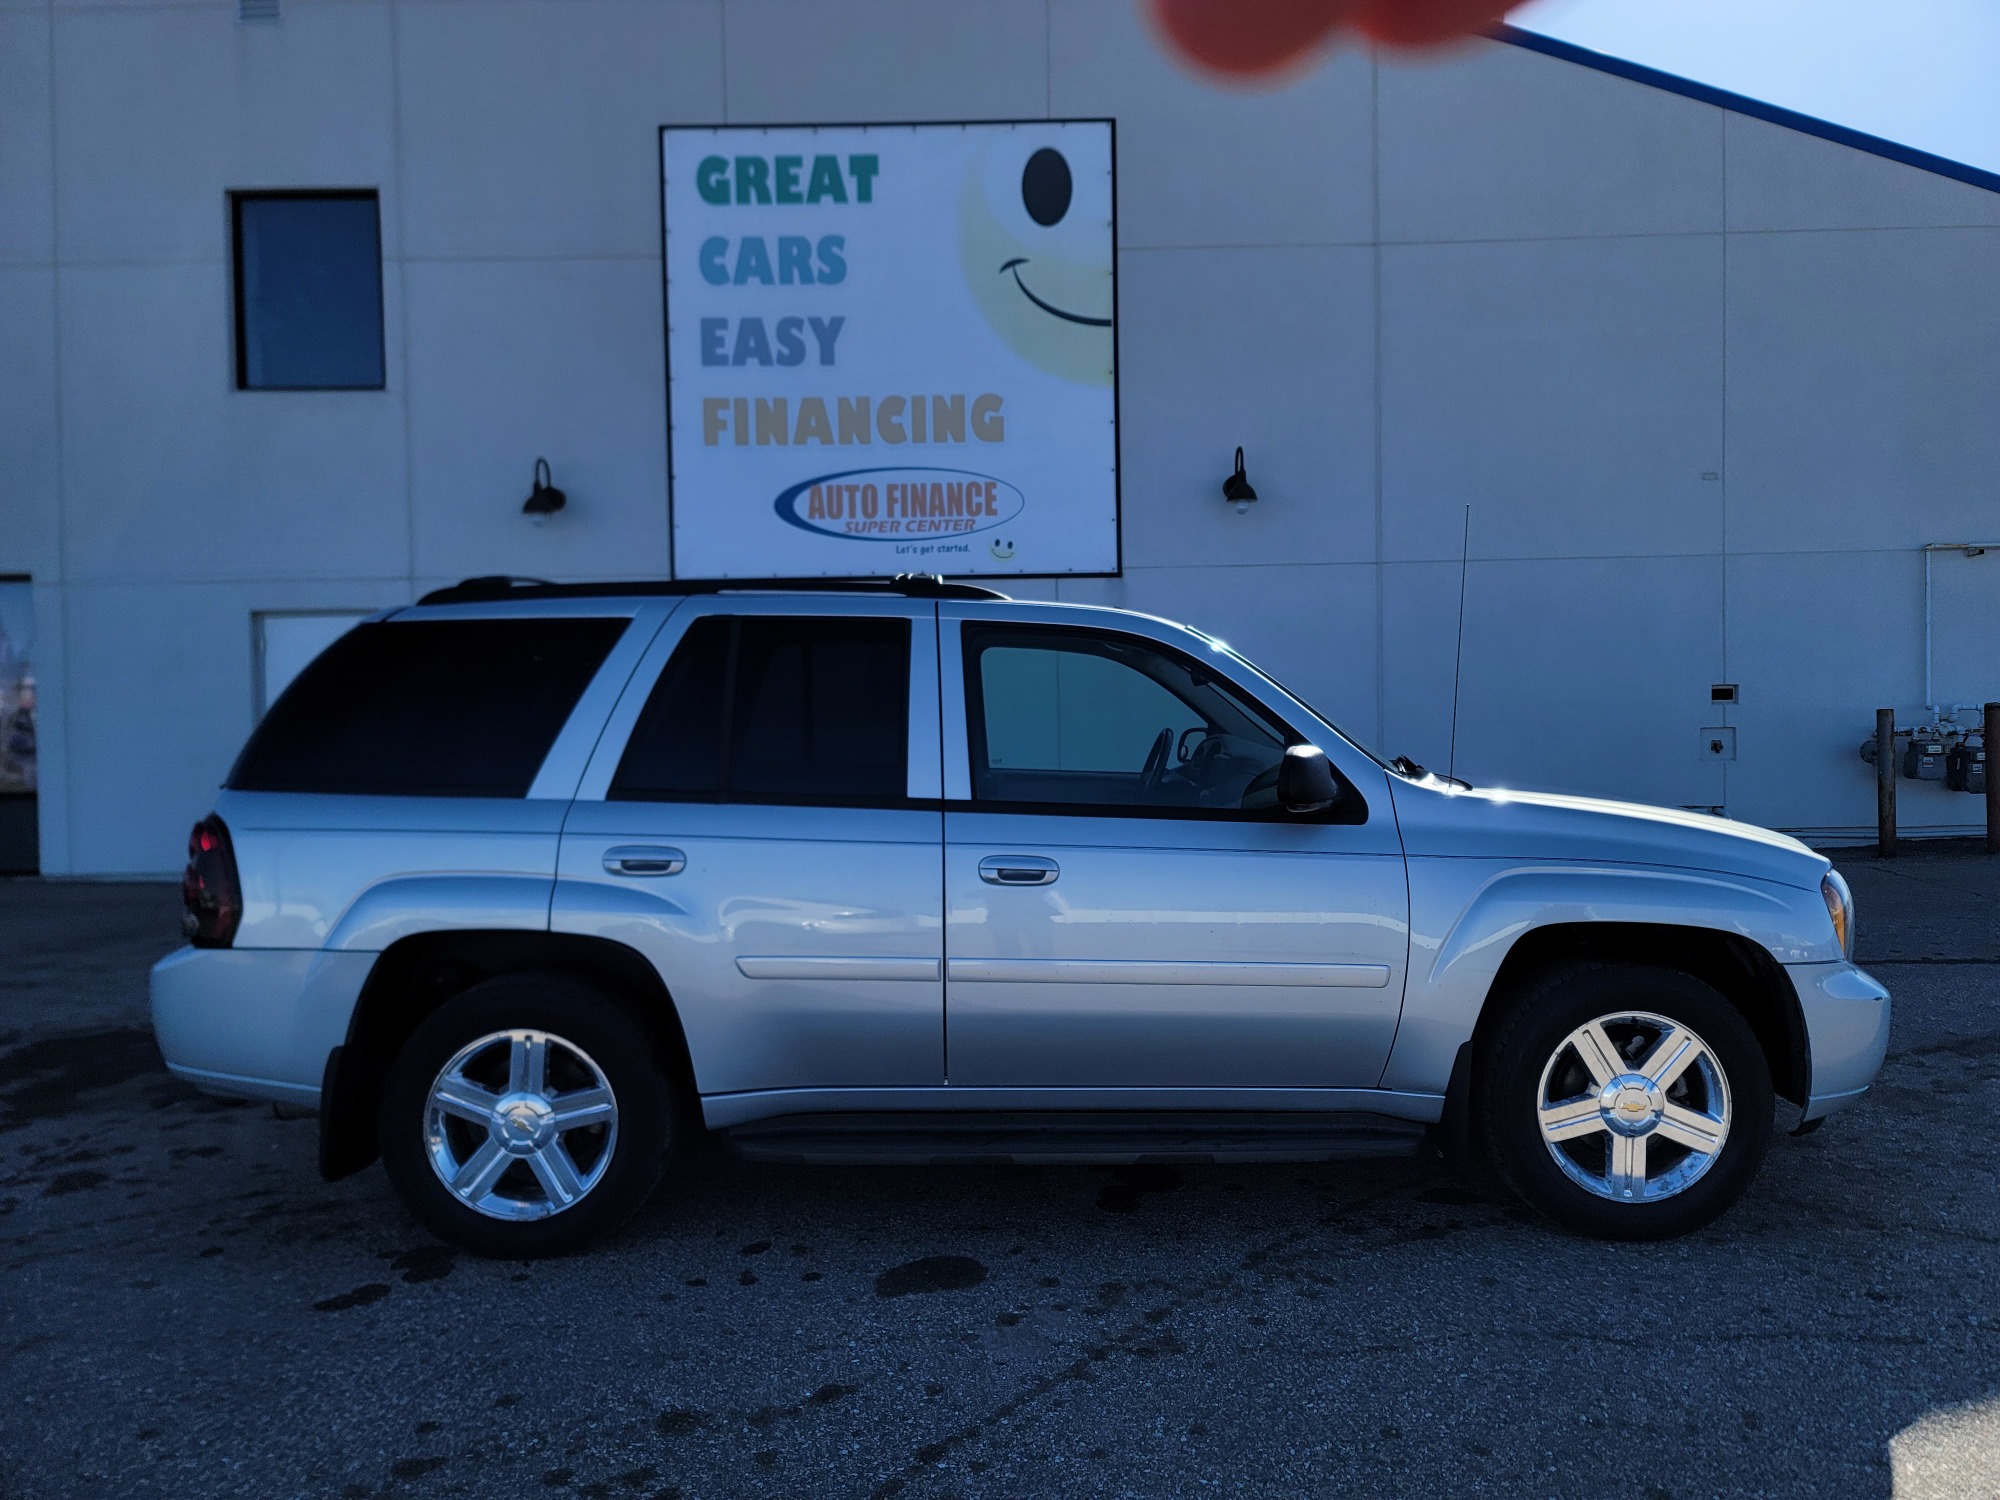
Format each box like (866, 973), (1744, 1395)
(959, 133), (1114, 387)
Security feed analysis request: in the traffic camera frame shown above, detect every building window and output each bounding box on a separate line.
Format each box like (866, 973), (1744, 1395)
(231, 190), (385, 391)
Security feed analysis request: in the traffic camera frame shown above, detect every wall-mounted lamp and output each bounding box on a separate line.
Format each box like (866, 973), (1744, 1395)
(1221, 446), (1258, 514)
(522, 457), (567, 524)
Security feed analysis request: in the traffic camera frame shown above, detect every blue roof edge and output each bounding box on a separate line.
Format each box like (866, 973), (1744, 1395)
(1493, 23), (2000, 198)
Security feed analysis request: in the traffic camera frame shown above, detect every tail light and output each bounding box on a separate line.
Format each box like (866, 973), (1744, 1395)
(182, 815), (242, 948)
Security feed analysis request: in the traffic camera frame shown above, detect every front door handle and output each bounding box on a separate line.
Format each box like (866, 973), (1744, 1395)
(603, 845), (686, 877)
(979, 855), (1059, 887)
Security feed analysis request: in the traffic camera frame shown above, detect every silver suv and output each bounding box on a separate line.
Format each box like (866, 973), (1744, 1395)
(153, 576), (1889, 1255)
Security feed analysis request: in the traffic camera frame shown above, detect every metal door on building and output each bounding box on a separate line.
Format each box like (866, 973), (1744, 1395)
(0, 577), (36, 875)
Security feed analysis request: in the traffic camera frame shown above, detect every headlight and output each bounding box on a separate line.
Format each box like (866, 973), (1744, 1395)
(1821, 870), (1854, 960)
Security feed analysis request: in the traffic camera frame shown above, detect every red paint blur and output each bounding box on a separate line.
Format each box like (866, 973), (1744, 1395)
(1144, 0), (1352, 79)
(1146, 0), (1514, 81)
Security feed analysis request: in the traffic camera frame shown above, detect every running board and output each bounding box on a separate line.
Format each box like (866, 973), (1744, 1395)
(719, 1111), (1430, 1166)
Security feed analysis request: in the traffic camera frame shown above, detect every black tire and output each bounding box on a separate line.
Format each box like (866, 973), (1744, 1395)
(1477, 963), (1773, 1241)
(379, 971), (675, 1257)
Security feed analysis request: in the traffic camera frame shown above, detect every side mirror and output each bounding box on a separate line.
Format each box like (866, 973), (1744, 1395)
(1277, 744), (1341, 814)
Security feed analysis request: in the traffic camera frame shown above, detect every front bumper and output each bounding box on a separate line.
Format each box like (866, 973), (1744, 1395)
(1787, 960), (1892, 1122)
(150, 945), (375, 1109)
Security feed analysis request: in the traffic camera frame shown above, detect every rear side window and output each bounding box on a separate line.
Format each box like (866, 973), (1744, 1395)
(230, 617), (627, 797)
(611, 615), (909, 804)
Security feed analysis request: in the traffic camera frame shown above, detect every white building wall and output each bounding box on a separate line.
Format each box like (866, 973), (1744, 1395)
(2, 0), (1996, 874)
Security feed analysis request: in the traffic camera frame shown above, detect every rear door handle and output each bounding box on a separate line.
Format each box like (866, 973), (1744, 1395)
(603, 845), (686, 877)
(978, 855), (1059, 887)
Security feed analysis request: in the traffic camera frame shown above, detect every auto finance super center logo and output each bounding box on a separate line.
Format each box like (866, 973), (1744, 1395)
(775, 467), (1027, 543)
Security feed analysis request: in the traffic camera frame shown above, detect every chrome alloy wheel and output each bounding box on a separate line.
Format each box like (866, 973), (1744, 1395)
(423, 1029), (618, 1221)
(1536, 1011), (1732, 1204)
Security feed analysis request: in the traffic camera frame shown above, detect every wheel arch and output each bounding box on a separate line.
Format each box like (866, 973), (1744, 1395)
(1431, 920), (1808, 1180)
(1430, 919), (1806, 1172)
(1483, 923), (1805, 1100)
(1394, 859), (1821, 1095)
(319, 930), (697, 1181)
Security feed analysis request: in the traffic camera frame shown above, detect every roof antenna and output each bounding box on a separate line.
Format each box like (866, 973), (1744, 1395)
(1447, 504), (1472, 783)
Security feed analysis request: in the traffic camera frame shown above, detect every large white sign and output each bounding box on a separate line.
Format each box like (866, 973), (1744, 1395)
(661, 121), (1119, 579)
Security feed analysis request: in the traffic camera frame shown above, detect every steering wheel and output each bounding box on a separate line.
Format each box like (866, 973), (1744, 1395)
(1239, 761), (1282, 811)
(1138, 726), (1175, 800)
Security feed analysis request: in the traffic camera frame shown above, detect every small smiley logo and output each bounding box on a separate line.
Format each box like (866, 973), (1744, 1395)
(988, 536), (1018, 561)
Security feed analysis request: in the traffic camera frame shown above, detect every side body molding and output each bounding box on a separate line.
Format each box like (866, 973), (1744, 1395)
(1380, 860), (1832, 1096)
(323, 874), (558, 952)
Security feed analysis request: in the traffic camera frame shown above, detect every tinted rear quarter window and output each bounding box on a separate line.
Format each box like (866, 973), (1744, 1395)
(231, 616), (627, 796)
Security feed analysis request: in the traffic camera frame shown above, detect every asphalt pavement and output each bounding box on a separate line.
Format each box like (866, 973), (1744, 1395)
(3, 846), (1998, 1499)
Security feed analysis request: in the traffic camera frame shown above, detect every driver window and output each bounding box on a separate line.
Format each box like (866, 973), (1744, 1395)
(965, 624), (1291, 812)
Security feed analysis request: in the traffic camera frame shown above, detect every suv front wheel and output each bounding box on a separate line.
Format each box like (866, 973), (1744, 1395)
(1478, 963), (1774, 1241)
(379, 972), (675, 1256)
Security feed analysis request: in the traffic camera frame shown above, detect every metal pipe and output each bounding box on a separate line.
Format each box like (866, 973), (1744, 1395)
(1876, 708), (1897, 859)
(1987, 702), (1999, 855)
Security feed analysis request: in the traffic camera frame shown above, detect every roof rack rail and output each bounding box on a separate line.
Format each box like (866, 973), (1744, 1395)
(415, 572), (1010, 607)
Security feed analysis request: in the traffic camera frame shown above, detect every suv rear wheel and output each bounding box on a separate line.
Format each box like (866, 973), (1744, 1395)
(1478, 963), (1773, 1241)
(379, 972), (674, 1256)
